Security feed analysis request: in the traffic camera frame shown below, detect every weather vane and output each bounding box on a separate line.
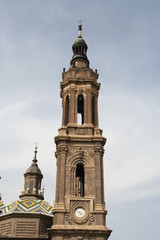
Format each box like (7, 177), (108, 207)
(35, 142), (38, 151)
(78, 20), (82, 37)
(79, 20), (82, 26)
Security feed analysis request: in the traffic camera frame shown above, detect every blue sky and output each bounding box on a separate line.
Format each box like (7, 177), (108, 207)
(0, 1), (160, 239)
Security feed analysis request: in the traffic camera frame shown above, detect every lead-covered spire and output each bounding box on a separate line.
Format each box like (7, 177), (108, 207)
(70, 22), (89, 68)
(20, 145), (44, 200)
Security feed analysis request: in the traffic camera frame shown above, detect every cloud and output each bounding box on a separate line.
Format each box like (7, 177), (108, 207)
(101, 85), (160, 204)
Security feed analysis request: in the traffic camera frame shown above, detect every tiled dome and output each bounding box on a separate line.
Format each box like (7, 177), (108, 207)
(0, 198), (52, 217)
(0, 200), (4, 213)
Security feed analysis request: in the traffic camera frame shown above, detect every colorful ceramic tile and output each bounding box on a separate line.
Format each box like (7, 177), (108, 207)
(7, 201), (18, 211)
(0, 198), (53, 216)
(40, 201), (52, 212)
(0, 201), (4, 207)
(20, 199), (37, 209)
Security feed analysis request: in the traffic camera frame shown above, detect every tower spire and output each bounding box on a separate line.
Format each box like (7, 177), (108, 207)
(20, 144), (44, 200)
(70, 22), (89, 68)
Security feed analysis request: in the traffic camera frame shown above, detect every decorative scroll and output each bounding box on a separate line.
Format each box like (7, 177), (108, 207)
(88, 214), (95, 225)
(66, 213), (72, 225)
(77, 148), (84, 160)
(94, 147), (104, 155)
(56, 145), (68, 155)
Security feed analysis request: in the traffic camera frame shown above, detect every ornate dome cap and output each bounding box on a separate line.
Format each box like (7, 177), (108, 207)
(72, 25), (88, 49)
(70, 22), (89, 68)
(25, 145), (42, 175)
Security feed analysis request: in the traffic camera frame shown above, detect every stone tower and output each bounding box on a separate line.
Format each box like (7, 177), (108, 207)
(48, 24), (111, 240)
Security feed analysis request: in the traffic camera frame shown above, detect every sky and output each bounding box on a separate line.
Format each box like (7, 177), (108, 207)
(0, 0), (160, 239)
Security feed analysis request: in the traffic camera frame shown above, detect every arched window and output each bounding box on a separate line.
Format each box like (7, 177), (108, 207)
(75, 164), (84, 197)
(25, 181), (28, 191)
(76, 46), (78, 53)
(77, 94), (84, 125)
(29, 180), (33, 193)
(92, 96), (95, 125)
(64, 96), (69, 125)
(36, 181), (39, 194)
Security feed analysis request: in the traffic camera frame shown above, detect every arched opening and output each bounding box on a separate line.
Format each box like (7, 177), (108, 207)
(29, 180), (33, 193)
(64, 96), (69, 125)
(36, 181), (39, 194)
(77, 94), (84, 124)
(75, 164), (84, 197)
(92, 96), (95, 125)
(25, 180), (28, 191)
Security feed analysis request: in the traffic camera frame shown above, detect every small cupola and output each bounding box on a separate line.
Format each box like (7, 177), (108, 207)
(20, 145), (44, 200)
(70, 22), (89, 68)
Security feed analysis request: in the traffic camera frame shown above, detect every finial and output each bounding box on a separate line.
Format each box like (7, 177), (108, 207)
(78, 20), (82, 37)
(33, 143), (38, 163)
(42, 185), (44, 196)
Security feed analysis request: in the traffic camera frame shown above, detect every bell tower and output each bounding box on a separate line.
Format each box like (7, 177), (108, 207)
(49, 24), (111, 240)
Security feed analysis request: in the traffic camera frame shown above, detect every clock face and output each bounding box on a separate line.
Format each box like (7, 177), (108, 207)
(75, 207), (86, 218)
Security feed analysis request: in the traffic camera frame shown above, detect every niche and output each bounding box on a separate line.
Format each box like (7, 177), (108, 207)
(77, 94), (84, 125)
(75, 164), (84, 197)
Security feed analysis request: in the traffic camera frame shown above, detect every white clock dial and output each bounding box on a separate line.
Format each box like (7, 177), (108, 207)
(75, 207), (86, 218)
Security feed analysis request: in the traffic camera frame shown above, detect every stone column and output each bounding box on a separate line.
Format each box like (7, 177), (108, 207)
(85, 166), (95, 196)
(95, 95), (99, 127)
(71, 166), (75, 196)
(62, 97), (65, 126)
(65, 166), (71, 196)
(83, 92), (87, 124)
(75, 94), (78, 124)
(69, 88), (76, 124)
(94, 146), (104, 205)
(86, 90), (92, 124)
(55, 145), (67, 206)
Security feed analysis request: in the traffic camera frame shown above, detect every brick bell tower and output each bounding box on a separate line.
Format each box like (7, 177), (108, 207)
(48, 23), (112, 240)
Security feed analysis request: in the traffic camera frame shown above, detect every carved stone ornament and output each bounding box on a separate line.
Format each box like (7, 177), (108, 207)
(65, 89), (70, 95)
(88, 214), (95, 225)
(66, 213), (72, 225)
(86, 89), (91, 94)
(75, 90), (83, 97)
(94, 146), (104, 155)
(56, 145), (68, 154)
(77, 148), (84, 159)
